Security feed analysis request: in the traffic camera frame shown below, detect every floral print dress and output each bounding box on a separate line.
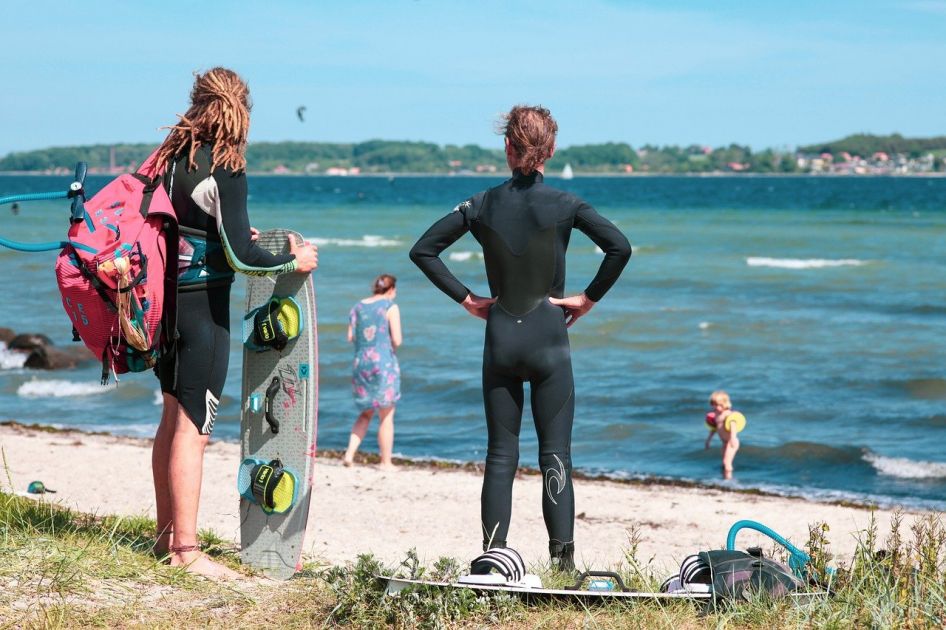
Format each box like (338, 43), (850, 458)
(350, 299), (401, 411)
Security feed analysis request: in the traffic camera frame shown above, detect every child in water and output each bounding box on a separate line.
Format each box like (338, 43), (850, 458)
(704, 390), (746, 479)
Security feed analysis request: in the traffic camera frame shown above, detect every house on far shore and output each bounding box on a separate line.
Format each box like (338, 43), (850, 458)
(324, 166), (361, 176)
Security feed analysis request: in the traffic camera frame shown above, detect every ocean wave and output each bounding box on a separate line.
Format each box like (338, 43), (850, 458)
(576, 468), (945, 510)
(448, 251), (483, 262)
(864, 452), (946, 479)
(17, 379), (113, 398)
(912, 304), (946, 316)
(900, 378), (946, 400)
(0, 343), (26, 370)
(308, 234), (402, 247)
(731, 480), (946, 511)
(926, 415), (946, 427)
(755, 441), (864, 464)
(745, 257), (867, 269)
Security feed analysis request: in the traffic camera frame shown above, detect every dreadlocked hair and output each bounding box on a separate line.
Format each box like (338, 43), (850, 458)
(154, 67), (251, 175)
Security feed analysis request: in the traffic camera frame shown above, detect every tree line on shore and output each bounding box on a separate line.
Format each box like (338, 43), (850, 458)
(2, 134), (944, 174)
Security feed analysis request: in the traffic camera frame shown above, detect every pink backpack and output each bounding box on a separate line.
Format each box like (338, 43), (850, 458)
(54, 152), (179, 383)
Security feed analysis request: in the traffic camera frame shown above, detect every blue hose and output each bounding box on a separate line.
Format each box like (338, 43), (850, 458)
(0, 189), (72, 251)
(0, 164), (86, 252)
(0, 191), (69, 205)
(0, 236), (67, 252)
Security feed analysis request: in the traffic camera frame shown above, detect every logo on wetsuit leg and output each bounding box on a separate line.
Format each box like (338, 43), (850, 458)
(202, 390), (219, 435)
(544, 454), (566, 505)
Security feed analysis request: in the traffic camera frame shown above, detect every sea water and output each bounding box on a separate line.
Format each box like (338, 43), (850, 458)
(0, 174), (943, 508)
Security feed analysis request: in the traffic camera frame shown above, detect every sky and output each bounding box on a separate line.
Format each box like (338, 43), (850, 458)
(2, 0), (945, 155)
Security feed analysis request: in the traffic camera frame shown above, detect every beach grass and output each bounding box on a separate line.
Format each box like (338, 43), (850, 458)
(2, 490), (944, 629)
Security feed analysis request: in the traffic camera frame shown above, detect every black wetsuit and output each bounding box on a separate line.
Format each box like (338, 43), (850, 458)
(409, 170), (631, 554)
(156, 146), (296, 435)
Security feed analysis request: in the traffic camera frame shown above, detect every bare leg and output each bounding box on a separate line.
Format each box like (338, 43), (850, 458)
(152, 393), (178, 555)
(722, 432), (740, 477)
(344, 409), (374, 466)
(167, 407), (240, 579)
(377, 406), (396, 470)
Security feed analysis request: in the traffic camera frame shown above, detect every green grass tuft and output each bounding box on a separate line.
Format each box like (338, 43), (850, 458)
(2, 490), (945, 628)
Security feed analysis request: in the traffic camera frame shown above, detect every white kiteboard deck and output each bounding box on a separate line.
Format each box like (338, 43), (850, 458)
(240, 229), (318, 580)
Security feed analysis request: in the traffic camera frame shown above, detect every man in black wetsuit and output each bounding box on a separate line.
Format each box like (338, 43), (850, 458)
(409, 105), (631, 570)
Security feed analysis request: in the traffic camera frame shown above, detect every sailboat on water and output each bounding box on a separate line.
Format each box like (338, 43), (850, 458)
(561, 163), (574, 180)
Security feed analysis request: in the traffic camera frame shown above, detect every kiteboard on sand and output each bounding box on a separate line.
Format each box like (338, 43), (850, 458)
(238, 229), (318, 580)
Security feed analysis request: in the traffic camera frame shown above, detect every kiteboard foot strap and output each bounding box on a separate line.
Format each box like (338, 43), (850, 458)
(238, 458), (298, 514)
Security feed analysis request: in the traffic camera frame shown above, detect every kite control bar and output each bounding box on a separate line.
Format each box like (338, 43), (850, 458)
(68, 162), (88, 221)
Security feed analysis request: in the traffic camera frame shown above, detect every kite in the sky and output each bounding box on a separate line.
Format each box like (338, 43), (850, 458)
(296, 106), (306, 122)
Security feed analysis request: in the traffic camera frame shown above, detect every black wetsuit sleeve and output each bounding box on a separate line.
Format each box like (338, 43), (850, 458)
(409, 204), (472, 303)
(573, 201), (632, 302)
(215, 170), (297, 275)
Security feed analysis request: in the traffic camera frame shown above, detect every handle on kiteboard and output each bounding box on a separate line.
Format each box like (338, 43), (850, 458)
(264, 376), (281, 434)
(567, 570), (628, 592)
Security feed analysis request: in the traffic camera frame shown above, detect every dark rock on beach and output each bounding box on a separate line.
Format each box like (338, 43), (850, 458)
(23, 344), (95, 370)
(9, 333), (54, 351)
(3, 330), (95, 370)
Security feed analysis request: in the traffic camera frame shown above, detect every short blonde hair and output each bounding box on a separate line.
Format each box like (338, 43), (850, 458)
(709, 390), (732, 410)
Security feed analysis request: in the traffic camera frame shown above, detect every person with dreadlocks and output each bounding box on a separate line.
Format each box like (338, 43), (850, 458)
(151, 67), (318, 578)
(410, 105), (631, 572)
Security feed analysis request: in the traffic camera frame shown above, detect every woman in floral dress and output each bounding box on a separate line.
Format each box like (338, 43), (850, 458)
(343, 274), (402, 469)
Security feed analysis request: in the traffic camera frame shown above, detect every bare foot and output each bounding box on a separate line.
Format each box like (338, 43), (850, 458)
(171, 549), (243, 580)
(343, 456), (354, 467)
(722, 466), (733, 480)
(378, 462), (397, 472)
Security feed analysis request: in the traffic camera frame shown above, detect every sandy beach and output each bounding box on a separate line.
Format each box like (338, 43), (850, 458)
(0, 422), (930, 574)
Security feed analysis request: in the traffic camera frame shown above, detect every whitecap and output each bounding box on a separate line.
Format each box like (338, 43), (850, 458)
(864, 452), (946, 479)
(448, 251), (483, 262)
(746, 257), (867, 269)
(308, 235), (402, 248)
(17, 379), (114, 398)
(0, 343), (27, 370)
